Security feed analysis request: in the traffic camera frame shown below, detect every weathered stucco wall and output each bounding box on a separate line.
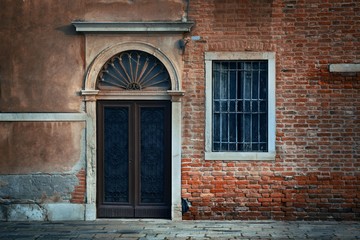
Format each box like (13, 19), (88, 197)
(0, 0), (186, 112)
(0, 0), (85, 112)
(0, 121), (85, 204)
(0, 121), (86, 220)
(0, 122), (85, 174)
(0, 174), (79, 202)
(0, 0), (188, 221)
(85, 0), (186, 21)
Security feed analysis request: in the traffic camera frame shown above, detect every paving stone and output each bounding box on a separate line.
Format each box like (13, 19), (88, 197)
(138, 235), (162, 240)
(76, 234), (97, 239)
(120, 233), (147, 238)
(93, 233), (122, 238)
(0, 220), (360, 239)
(163, 238), (189, 240)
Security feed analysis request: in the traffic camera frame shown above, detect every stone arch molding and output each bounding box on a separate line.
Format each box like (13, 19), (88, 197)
(82, 41), (184, 220)
(83, 42), (181, 94)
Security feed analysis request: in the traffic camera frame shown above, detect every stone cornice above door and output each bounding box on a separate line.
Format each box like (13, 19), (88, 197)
(72, 21), (194, 33)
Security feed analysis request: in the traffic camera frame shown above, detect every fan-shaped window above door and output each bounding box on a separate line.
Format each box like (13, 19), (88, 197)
(97, 50), (171, 91)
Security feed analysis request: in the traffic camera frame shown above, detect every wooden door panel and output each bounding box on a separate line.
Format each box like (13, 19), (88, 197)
(140, 107), (166, 204)
(103, 107), (130, 204)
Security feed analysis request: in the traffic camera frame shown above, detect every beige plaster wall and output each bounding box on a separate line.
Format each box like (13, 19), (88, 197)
(0, 1), (186, 220)
(0, 0), (186, 175)
(0, 121), (85, 174)
(0, 0), (186, 113)
(0, 0), (85, 112)
(85, 0), (186, 21)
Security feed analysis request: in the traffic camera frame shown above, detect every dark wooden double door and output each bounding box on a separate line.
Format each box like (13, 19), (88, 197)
(97, 101), (171, 218)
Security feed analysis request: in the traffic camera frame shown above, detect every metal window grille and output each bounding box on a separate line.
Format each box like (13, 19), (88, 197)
(212, 60), (268, 152)
(97, 50), (171, 91)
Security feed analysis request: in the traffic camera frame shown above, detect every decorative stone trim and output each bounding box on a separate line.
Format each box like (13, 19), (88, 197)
(167, 90), (185, 102)
(84, 42), (180, 91)
(96, 91), (170, 101)
(80, 90), (99, 102)
(72, 21), (194, 33)
(81, 42), (184, 220)
(329, 63), (360, 72)
(80, 90), (99, 96)
(204, 52), (276, 161)
(0, 113), (87, 122)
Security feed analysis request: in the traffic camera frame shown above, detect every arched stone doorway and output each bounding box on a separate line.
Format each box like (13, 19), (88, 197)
(81, 42), (184, 220)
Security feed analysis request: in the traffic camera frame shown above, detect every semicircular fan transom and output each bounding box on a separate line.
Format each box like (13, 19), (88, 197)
(97, 50), (171, 91)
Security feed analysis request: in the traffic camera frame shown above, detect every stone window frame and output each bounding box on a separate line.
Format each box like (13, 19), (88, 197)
(205, 52), (276, 161)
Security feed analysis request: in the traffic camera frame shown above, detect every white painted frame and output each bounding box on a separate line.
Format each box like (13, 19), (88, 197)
(204, 52), (276, 161)
(82, 42), (183, 220)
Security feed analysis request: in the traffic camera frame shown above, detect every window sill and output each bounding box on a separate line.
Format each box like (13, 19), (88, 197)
(205, 152), (276, 161)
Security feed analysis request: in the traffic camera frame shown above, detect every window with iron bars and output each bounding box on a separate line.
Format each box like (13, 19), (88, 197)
(205, 52), (276, 161)
(213, 60), (268, 152)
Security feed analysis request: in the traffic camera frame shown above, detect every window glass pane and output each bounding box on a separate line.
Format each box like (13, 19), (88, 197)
(213, 62), (221, 70)
(237, 101), (243, 112)
(260, 71), (267, 100)
(230, 62), (237, 69)
(221, 113), (228, 142)
(237, 71), (243, 99)
(229, 143), (237, 151)
(239, 62), (244, 70)
(214, 101), (220, 112)
(213, 70), (220, 100)
(237, 113), (243, 141)
(220, 71), (228, 99)
(260, 61), (267, 70)
(244, 62), (252, 70)
(244, 101), (251, 112)
(221, 101), (228, 112)
(260, 101), (267, 112)
(243, 143), (251, 151)
(229, 101), (236, 112)
(213, 113), (220, 142)
(230, 71), (237, 99)
(252, 114), (259, 142)
(252, 71), (259, 99)
(221, 61), (229, 70)
(260, 143), (267, 151)
(252, 101), (258, 112)
(229, 113), (237, 142)
(244, 72), (252, 99)
(244, 113), (251, 142)
(221, 143), (228, 151)
(212, 59), (269, 153)
(260, 113), (267, 143)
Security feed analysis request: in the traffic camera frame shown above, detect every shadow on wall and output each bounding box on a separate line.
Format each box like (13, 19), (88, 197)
(56, 25), (78, 36)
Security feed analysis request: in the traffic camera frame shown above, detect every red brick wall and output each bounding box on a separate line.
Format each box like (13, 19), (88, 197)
(182, 0), (360, 220)
(71, 169), (86, 204)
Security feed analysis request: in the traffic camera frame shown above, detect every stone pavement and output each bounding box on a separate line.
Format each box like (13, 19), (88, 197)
(0, 220), (360, 240)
